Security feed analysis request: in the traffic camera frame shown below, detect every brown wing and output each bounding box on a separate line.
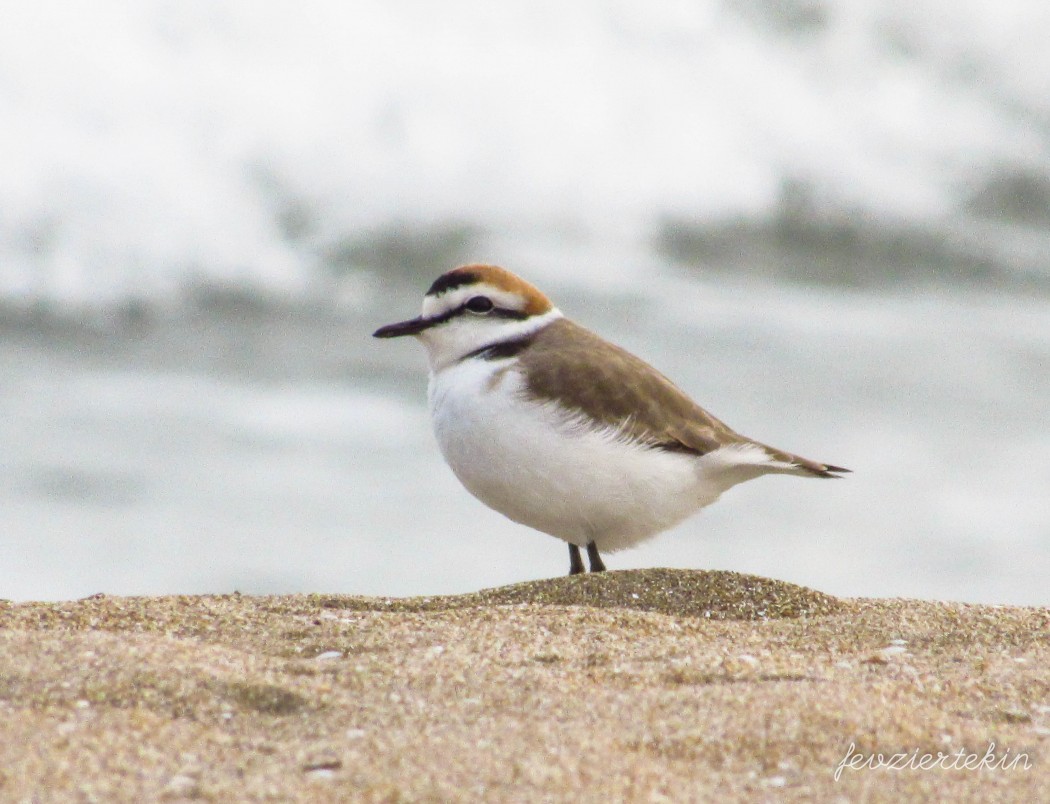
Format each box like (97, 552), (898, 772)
(518, 318), (742, 456)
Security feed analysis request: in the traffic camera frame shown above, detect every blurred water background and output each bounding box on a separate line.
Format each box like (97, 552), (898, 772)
(2, 1), (1048, 604)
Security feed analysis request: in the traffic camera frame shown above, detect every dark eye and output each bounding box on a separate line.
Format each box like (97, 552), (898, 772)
(465, 296), (494, 314)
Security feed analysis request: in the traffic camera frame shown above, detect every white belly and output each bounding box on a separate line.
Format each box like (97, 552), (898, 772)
(427, 359), (739, 552)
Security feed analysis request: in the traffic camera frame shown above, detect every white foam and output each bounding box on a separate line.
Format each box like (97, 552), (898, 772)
(2, 1), (1048, 306)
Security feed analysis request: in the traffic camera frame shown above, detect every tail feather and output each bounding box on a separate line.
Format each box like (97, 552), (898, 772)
(709, 440), (850, 479)
(793, 458), (851, 478)
(822, 463), (851, 475)
(757, 441), (851, 478)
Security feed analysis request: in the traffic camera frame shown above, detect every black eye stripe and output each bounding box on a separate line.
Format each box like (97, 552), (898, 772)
(487, 307), (529, 320)
(422, 300), (529, 328)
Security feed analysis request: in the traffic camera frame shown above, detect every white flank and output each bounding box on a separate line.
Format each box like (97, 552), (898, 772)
(429, 360), (757, 552)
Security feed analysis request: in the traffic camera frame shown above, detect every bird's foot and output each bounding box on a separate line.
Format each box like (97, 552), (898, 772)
(568, 543), (584, 575)
(586, 541), (606, 573)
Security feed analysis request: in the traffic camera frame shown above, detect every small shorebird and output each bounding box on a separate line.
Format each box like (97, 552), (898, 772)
(374, 265), (849, 575)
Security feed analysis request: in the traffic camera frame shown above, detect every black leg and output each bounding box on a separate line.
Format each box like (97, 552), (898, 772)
(586, 541), (606, 573)
(568, 543), (584, 575)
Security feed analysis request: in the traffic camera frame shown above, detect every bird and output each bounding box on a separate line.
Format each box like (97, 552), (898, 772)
(373, 264), (849, 576)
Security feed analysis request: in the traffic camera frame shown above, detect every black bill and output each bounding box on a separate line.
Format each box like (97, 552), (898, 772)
(372, 317), (434, 338)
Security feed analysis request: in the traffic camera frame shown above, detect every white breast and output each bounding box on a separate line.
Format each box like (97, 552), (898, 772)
(427, 357), (745, 552)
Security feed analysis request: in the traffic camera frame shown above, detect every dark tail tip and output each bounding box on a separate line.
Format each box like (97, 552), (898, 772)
(818, 464), (851, 478)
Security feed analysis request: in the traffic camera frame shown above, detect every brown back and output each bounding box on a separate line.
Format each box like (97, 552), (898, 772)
(519, 318), (743, 456)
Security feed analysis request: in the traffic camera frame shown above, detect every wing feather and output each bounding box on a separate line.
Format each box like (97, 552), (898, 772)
(519, 319), (739, 456)
(518, 319), (850, 478)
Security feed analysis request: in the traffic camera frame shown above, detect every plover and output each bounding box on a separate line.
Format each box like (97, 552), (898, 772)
(374, 264), (849, 575)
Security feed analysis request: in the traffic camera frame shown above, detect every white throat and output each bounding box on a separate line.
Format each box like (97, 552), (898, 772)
(418, 308), (563, 373)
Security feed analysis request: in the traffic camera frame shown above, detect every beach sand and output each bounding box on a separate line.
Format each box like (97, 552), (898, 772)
(1, 569), (1046, 801)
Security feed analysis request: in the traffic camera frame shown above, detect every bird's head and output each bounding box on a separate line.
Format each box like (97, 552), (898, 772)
(373, 264), (559, 370)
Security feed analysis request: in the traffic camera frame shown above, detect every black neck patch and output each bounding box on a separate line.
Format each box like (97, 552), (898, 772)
(462, 334), (535, 362)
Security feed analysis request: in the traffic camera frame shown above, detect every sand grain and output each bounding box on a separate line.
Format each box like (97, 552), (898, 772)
(1, 569), (1046, 802)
